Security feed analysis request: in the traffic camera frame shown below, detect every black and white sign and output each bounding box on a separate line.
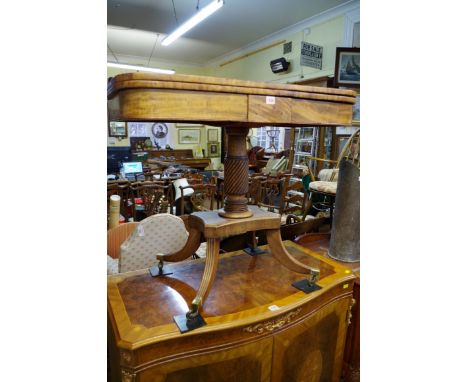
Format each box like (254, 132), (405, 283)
(300, 41), (323, 69)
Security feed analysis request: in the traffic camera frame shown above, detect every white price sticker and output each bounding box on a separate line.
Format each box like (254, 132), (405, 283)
(266, 96), (276, 105)
(268, 305), (280, 311)
(137, 225), (145, 237)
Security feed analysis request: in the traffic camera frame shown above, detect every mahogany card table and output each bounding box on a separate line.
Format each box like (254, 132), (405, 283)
(108, 73), (357, 337)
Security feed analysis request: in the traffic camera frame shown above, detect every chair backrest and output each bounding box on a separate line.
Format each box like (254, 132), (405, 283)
(246, 175), (266, 205)
(183, 172), (204, 185)
(141, 169), (163, 181)
(179, 183), (216, 215)
(173, 178), (194, 201)
(119, 214), (189, 273)
(248, 146), (265, 165)
(279, 176), (307, 217)
(258, 176), (283, 212)
(107, 222), (139, 259)
(130, 181), (172, 220)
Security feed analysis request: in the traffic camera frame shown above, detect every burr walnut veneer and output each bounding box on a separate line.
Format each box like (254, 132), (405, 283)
(108, 241), (356, 382)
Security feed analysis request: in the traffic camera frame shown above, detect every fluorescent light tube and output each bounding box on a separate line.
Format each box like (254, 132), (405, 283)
(107, 62), (175, 75)
(162, 0), (224, 46)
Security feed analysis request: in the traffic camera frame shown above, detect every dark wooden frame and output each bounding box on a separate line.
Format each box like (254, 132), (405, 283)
(334, 47), (360, 88)
(108, 121), (128, 138)
(207, 142), (220, 158)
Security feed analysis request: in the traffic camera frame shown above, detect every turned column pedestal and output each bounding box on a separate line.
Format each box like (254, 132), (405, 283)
(218, 126), (253, 219)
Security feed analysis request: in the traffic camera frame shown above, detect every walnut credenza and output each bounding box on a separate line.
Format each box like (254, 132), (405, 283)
(108, 241), (356, 382)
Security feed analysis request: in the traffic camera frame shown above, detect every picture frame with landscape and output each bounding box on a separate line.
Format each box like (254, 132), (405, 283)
(178, 129), (201, 144)
(334, 47), (360, 88)
(108, 121), (128, 138)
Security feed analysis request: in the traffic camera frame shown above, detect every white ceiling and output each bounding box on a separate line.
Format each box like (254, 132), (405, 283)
(107, 0), (354, 67)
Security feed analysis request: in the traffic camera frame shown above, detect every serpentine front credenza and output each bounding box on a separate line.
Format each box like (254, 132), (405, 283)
(108, 241), (356, 382)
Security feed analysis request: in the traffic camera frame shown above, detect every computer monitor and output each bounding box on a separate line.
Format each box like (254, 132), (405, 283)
(122, 162), (143, 177)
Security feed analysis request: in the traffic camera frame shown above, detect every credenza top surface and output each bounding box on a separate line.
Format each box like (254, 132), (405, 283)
(107, 241), (355, 349)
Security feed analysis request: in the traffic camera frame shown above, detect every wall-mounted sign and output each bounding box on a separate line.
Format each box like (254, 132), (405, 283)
(300, 41), (323, 69)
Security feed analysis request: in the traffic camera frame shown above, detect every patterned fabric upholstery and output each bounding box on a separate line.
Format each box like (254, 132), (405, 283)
(119, 214), (189, 273)
(309, 181), (337, 194)
(107, 255), (119, 275)
(317, 168), (339, 182)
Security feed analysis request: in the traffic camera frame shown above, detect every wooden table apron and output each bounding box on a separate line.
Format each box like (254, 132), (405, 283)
(107, 72), (356, 220)
(108, 241), (356, 382)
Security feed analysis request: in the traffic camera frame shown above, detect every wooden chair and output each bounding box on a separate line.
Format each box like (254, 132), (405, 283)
(208, 175), (223, 209)
(107, 222), (139, 259)
(257, 176), (282, 213)
(183, 172), (204, 185)
(246, 174), (266, 205)
(141, 169), (164, 181)
(279, 175), (308, 219)
(118, 214), (189, 273)
(107, 222), (139, 274)
(247, 145), (265, 172)
(179, 183), (216, 215)
(130, 181), (173, 221)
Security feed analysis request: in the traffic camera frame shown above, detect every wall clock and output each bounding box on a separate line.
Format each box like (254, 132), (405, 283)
(152, 122), (168, 139)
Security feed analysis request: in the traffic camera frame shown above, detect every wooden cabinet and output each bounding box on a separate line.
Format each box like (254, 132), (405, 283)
(108, 241), (355, 382)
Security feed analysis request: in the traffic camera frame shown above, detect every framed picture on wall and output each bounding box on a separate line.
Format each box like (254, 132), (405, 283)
(178, 129), (201, 144)
(207, 142), (220, 157)
(108, 121), (128, 138)
(334, 47), (360, 88)
(207, 128), (218, 142)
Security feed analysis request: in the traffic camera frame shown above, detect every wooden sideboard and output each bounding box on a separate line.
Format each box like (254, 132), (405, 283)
(140, 149), (211, 170)
(143, 149), (193, 159)
(108, 241), (356, 382)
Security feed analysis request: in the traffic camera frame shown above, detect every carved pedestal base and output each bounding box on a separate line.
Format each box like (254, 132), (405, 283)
(176, 207), (320, 333)
(218, 208), (253, 219)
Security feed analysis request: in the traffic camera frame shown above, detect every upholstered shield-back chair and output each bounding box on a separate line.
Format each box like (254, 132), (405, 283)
(119, 214), (189, 273)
